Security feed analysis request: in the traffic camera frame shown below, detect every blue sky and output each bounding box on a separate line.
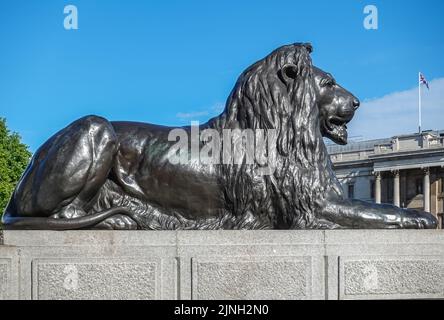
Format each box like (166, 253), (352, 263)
(0, 0), (443, 151)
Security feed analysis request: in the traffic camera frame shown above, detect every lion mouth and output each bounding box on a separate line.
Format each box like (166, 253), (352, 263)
(324, 117), (349, 145)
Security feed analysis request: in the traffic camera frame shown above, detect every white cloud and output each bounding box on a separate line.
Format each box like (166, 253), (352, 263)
(176, 102), (225, 121)
(348, 78), (444, 140)
(176, 111), (209, 119)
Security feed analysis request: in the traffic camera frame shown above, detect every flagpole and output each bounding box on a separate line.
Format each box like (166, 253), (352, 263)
(418, 72), (422, 134)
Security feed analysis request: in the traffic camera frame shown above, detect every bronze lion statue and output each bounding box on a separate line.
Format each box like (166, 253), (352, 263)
(2, 43), (438, 230)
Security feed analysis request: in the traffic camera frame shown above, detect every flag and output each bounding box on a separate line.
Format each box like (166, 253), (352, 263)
(420, 73), (430, 90)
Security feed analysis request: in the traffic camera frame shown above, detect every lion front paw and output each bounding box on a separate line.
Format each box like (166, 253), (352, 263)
(400, 209), (438, 229)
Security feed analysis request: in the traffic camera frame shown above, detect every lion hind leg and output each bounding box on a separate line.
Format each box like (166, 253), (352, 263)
(10, 115), (117, 220)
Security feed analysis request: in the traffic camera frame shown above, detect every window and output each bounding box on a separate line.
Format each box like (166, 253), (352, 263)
(348, 184), (355, 199)
(416, 178), (423, 195)
(370, 180), (375, 199)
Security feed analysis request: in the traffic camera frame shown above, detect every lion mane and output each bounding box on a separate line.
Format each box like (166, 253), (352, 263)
(207, 43), (344, 229)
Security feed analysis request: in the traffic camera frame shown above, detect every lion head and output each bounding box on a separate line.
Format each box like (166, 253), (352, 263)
(313, 67), (360, 145)
(212, 43), (360, 151)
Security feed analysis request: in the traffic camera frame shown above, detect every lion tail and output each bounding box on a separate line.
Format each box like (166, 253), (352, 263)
(1, 207), (138, 230)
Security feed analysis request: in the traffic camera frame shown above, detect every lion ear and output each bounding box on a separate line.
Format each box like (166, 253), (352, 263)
(279, 63), (298, 85)
(303, 43), (313, 54)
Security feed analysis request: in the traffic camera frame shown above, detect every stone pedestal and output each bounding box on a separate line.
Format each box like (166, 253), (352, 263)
(0, 230), (443, 300)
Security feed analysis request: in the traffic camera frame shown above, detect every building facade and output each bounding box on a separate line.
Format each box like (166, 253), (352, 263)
(327, 130), (444, 229)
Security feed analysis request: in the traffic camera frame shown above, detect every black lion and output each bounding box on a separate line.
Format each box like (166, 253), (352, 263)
(2, 43), (437, 230)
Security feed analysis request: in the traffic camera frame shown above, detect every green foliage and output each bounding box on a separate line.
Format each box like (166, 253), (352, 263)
(0, 118), (32, 217)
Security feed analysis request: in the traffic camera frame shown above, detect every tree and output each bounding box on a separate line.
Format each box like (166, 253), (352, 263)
(0, 118), (32, 217)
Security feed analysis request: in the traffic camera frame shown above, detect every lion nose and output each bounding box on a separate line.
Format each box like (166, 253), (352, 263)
(353, 98), (360, 110)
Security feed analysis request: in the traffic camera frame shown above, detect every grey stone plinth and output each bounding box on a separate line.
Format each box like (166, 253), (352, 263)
(1, 230), (444, 300)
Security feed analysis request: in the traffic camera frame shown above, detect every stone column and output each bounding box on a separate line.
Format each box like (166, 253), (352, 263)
(423, 168), (430, 212)
(393, 170), (400, 207)
(375, 172), (381, 204)
(431, 172), (439, 214)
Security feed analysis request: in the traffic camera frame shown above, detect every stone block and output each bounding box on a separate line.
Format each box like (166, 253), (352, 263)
(0, 259), (9, 300)
(176, 231), (325, 300)
(0, 246), (19, 300)
(339, 256), (444, 300)
(32, 258), (161, 300)
(191, 256), (313, 300)
(2, 230), (177, 247)
(2, 231), (178, 300)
